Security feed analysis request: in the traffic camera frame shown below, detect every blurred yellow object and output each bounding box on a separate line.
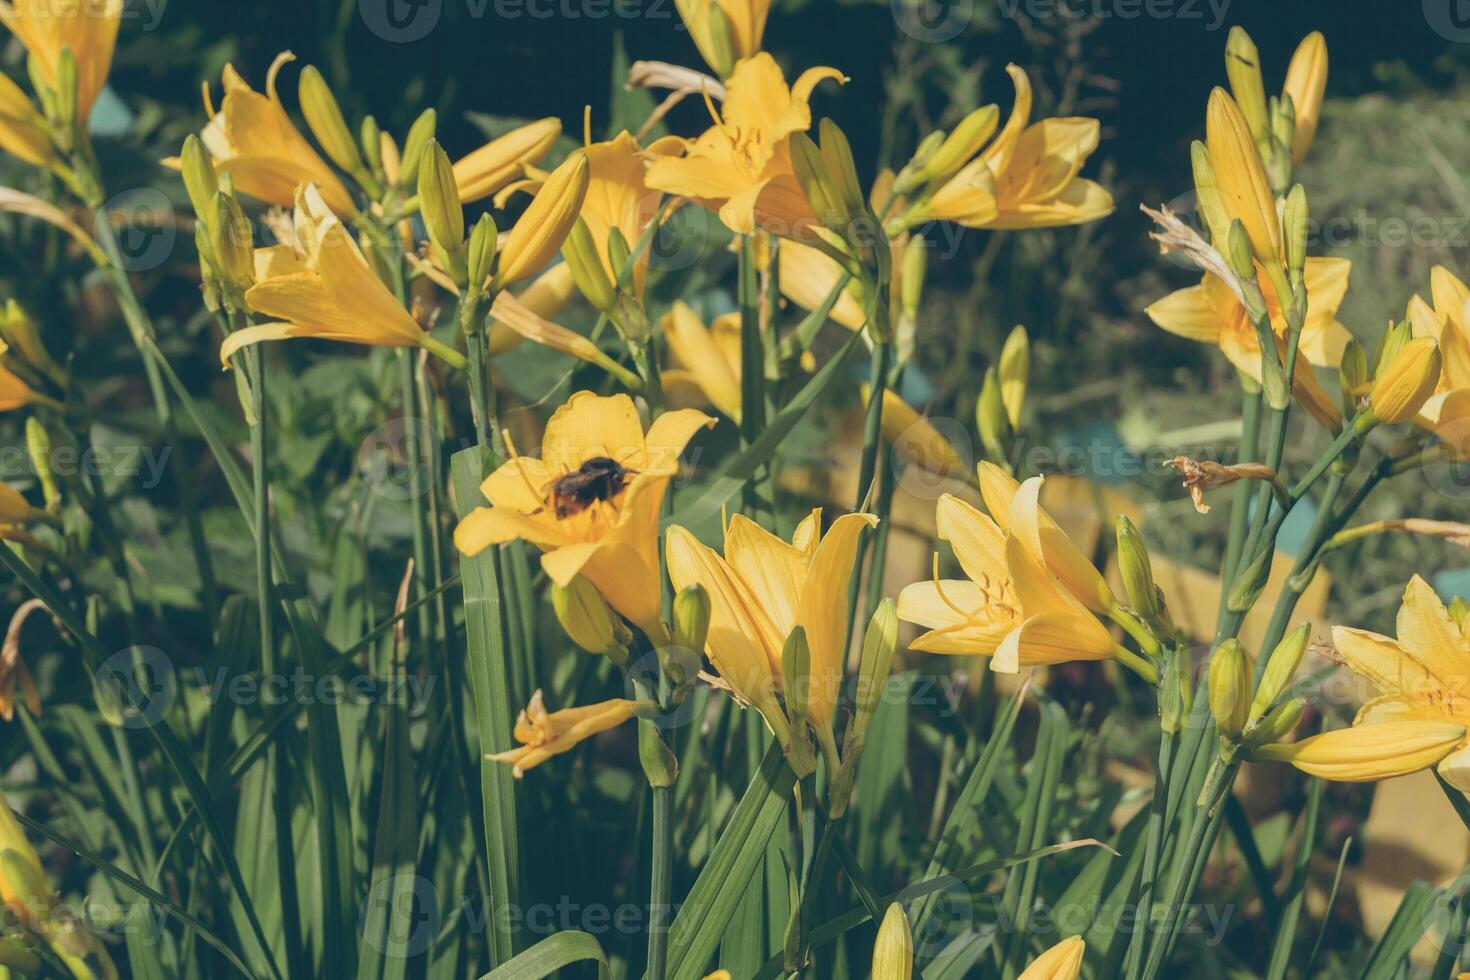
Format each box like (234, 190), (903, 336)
(0, 71), (55, 166)
(488, 690), (642, 777)
(662, 302), (742, 421)
(493, 151), (589, 288)
(453, 117), (560, 204)
(863, 385), (965, 477)
(0, 0), (120, 121)
(1282, 32), (1328, 166)
(1018, 936), (1085, 980)
(674, 0), (768, 76)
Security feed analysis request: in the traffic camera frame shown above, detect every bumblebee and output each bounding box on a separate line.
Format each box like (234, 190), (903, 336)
(544, 456), (637, 519)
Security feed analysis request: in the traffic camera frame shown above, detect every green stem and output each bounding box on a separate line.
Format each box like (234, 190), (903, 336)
(1124, 729), (1173, 980)
(854, 341), (893, 512)
(738, 235), (767, 514)
(647, 784), (673, 980)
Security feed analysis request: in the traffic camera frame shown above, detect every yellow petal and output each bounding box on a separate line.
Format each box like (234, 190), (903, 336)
(935, 493), (1007, 585)
(453, 117), (561, 203)
(664, 302), (743, 420)
(976, 461), (1020, 532)
(1146, 283), (1223, 346)
(540, 390), (646, 474)
(1019, 936), (1085, 980)
(797, 511), (877, 726)
(1008, 476), (1113, 612)
(1395, 575), (1470, 685)
(1256, 720), (1466, 782)
(725, 513), (807, 641)
(1206, 88), (1280, 267)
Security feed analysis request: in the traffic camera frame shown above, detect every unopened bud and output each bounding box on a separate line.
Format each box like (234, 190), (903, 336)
(998, 325), (1029, 429)
(638, 720), (678, 787)
(360, 115), (384, 182)
(701, 1), (736, 78)
(605, 226), (632, 285)
(790, 131), (847, 231)
(25, 417), (58, 510)
(563, 218), (616, 312)
(1225, 27), (1269, 142)
(820, 118), (865, 216)
(781, 626), (812, 727)
(851, 599), (897, 744)
(919, 105), (998, 186)
(1226, 219), (1255, 284)
(419, 140), (467, 285)
(0, 301), (55, 378)
(673, 584), (712, 655)
(179, 134), (219, 217)
(551, 576), (623, 658)
(1227, 546), (1272, 612)
(1339, 338), (1367, 415)
(208, 193), (254, 292)
(1208, 639), (1250, 739)
(1158, 645), (1192, 734)
(900, 238), (927, 318)
(1373, 319), (1413, 375)
(977, 366), (1011, 463)
(1190, 141), (1230, 248)
(1246, 697), (1305, 747)
(299, 66), (364, 177)
(871, 903), (914, 980)
(1283, 184), (1308, 279)
(466, 214), (498, 292)
(397, 108), (437, 188)
(1248, 622), (1309, 726)
(1115, 516), (1161, 624)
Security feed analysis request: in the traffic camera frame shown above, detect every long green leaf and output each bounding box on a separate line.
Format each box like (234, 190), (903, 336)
(451, 447), (522, 965)
(477, 931), (611, 980)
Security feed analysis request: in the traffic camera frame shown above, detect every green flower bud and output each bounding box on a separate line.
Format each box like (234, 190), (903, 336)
(673, 584), (711, 655)
(360, 115), (384, 182)
(418, 139), (467, 286)
(466, 214), (498, 292)
(1225, 27), (1269, 142)
(1226, 219), (1255, 284)
(299, 65), (365, 177)
(637, 720), (678, 788)
(1158, 645), (1192, 734)
(819, 118), (865, 216)
(1245, 696), (1304, 747)
(1373, 319), (1413, 375)
(562, 218), (616, 312)
(208, 192), (254, 292)
(789, 130), (847, 232)
(605, 226), (633, 285)
(179, 134), (219, 218)
(1248, 622), (1309, 726)
(1208, 639), (1251, 739)
(918, 105), (998, 187)
(998, 325), (1029, 429)
(1190, 141), (1230, 249)
(551, 576), (623, 659)
(25, 417), (59, 511)
(1115, 515), (1161, 624)
(1339, 338), (1367, 416)
(1283, 184), (1308, 280)
(781, 626), (812, 727)
(977, 366), (1011, 463)
(397, 108), (438, 188)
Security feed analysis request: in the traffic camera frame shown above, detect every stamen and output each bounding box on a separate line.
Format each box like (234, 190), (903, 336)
(583, 105), (592, 148)
(503, 428), (521, 459)
(700, 79), (726, 133)
(932, 554), (971, 618)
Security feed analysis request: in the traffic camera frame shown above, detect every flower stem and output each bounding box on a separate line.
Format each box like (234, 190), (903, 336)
(738, 234), (767, 515)
(646, 783), (673, 980)
(1124, 728), (1174, 979)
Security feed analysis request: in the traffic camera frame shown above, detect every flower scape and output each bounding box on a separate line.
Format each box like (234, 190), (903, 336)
(0, 3), (1466, 978)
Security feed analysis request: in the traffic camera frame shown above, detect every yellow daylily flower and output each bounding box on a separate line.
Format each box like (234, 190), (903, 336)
(862, 385), (965, 477)
(221, 184), (464, 367)
(193, 53), (357, 218)
(907, 65), (1111, 230)
(0, 0), (119, 122)
(453, 117), (560, 204)
(579, 130), (680, 298)
(1326, 575), (1470, 789)
(1282, 32), (1327, 167)
(1146, 257), (1350, 429)
(675, 0), (768, 76)
(487, 690), (645, 777)
(665, 508), (876, 734)
(1423, 388), (1470, 459)
(454, 391), (714, 637)
(644, 53), (845, 237)
(0, 71), (54, 167)
(1018, 936), (1085, 980)
(1205, 87), (1280, 269)
(661, 302), (742, 421)
(0, 347), (48, 412)
(486, 262), (577, 356)
(896, 468), (1117, 673)
(1369, 336), (1440, 425)
(1253, 720), (1466, 783)
(1406, 266), (1470, 416)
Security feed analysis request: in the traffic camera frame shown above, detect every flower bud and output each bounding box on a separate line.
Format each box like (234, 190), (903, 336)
(820, 118), (865, 217)
(1115, 516), (1161, 624)
(790, 130), (848, 232)
(851, 599), (898, 745)
(208, 192), (254, 292)
(1208, 639), (1250, 739)
(977, 366), (1011, 463)
(998, 325), (1029, 429)
(1248, 622), (1309, 726)
(419, 140), (467, 286)
(0, 792), (49, 922)
(1189, 141), (1230, 248)
(781, 626), (812, 727)
(299, 65), (364, 176)
(0, 301), (56, 379)
(918, 105), (998, 187)
(179, 134), (219, 218)
(466, 214), (498, 292)
(1249, 720), (1465, 782)
(1283, 32), (1327, 166)
(1225, 27), (1269, 143)
(360, 114), (385, 181)
(900, 237), (927, 319)
(871, 903), (914, 980)
(898, 130), (947, 191)
(1267, 95), (1294, 190)
(1373, 319), (1413, 375)
(673, 584), (712, 656)
(1225, 219), (1255, 284)
(397, 108), (437, 188)
(699, 0), (737, 79)
(638, 719), (678, 788)
(1246, 697), (1304, 747)
(1158, 645), (1192, 734)
(494, 151), (589, 288)
(1282, 184), (1307, 280)
(606, 226), (632, 284)
(1226, 545), (1272, 612)
(551, 576), (622, 658)
(1207, 88), (1281, 268)
(1339, 338), (1367, 416)
(25, 418), (58, 511)
(562, 218), (616, 312)
(1369, 336), (1441, 426)
(54, 46), (77, 136)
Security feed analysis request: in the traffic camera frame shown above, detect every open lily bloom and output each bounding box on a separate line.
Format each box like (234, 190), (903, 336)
(580, 130), (682, 298)
(453, 117), (560, 204)
(666, 509), (876, 735)
(1147, 256), (1350, 428)
(644, 52), (844, 237)
(1406, 266), (1470, 421)
(898, 464), (1118, 673)
(454, 392), (713, 637)
(777, 236), (867, 331)
(487, 690), (644, 777)
(0, 0), (119, 122)
(1018, 936), (1085, 980)
(193, 54), (356, 218)
(221, 185), (462, 366)
(1327, 575), (1470, 789)
(909, 65), (1111, 231)
(661, 302), (742, 421)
